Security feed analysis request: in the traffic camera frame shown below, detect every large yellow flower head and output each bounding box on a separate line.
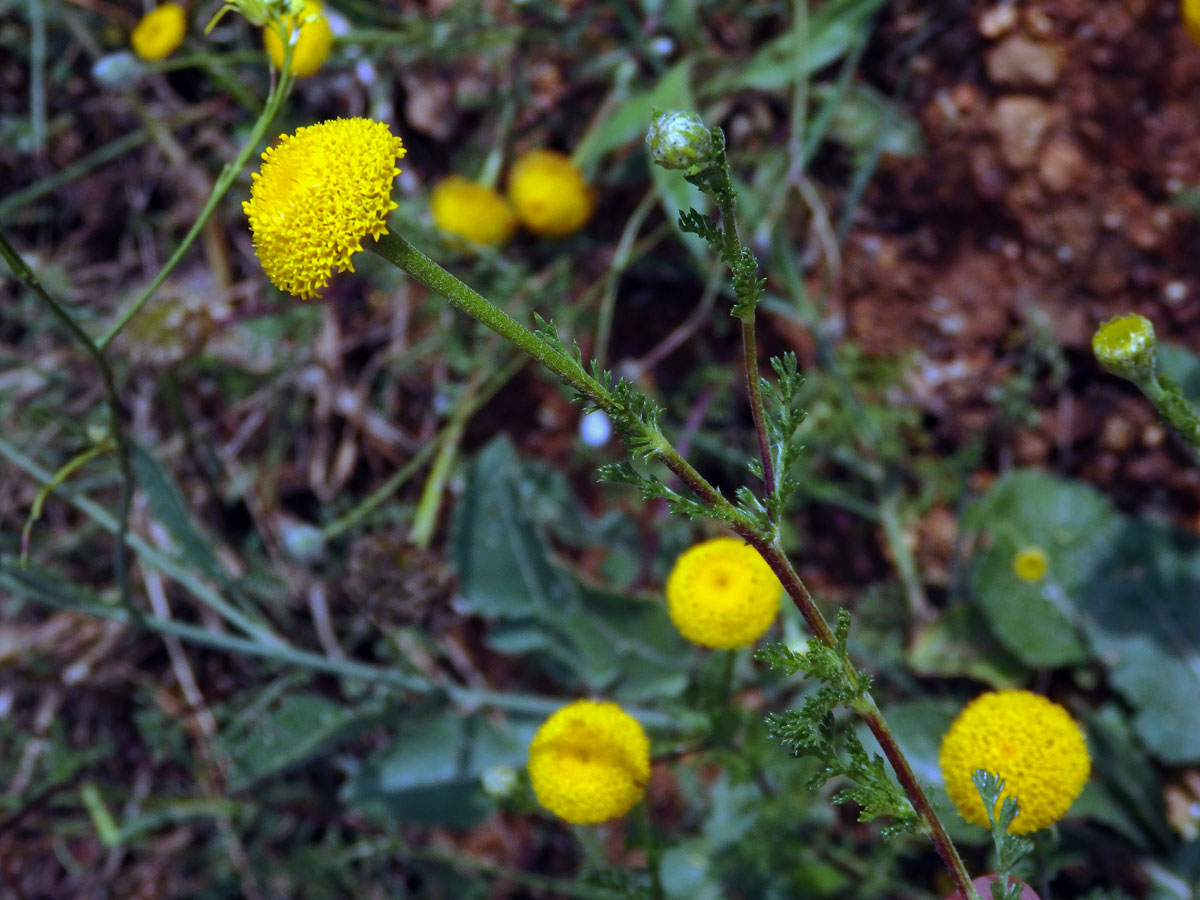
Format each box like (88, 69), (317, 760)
(131, 3), (187, 61)
(528, 700), (650, 825)
(665, 537), (782, 649)
(262, 0), (334, 78)
(939, 690), (1090, 834)
(507, 149), (594, 238)
(243, 118), (405, 300)
(430, 176), (517, 247)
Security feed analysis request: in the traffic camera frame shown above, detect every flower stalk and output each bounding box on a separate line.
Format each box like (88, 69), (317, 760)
(367, 222), (980, 900)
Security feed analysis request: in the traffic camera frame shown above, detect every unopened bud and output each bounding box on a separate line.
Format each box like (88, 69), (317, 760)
(1093, 313), (1158, 383)
(646, 109), (713, 171)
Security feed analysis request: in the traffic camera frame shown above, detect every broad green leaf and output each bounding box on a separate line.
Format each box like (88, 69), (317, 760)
(130, 443), (229, 583)
(228, 693), (375, 788)
(817, 81), (924, 162)
(341, 711), (536, 828)
(452, 437), (689, 698)
(966, 470), (1121, 667)
(1081, 521), (1200, 763)
(660, 840), (723, 900)
(573, 60), (694, 171)
(450, 436), (571, 618)
(908, 605), (1027, 687)
(1159, 341), (1200, 398)
(707, 0), (888, 94)
(1073, 704), (1172, 849)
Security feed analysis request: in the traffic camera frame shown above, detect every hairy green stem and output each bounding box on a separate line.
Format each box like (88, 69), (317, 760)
(1140, 374), (1200, 458)
(741, 317), (777, 504)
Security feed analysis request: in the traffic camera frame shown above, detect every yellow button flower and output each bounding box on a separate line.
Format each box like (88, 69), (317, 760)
(528, 700), (650, 825)
(665, 536), (782, 649)
(243, 117), (405, 300)
(430, 176), (517, 247)
(1012, 547), (1048, 582)
(507, 149), (593, 238)
(940, 690), (1090, 834)
(130, 3), (187, 61)
(262, 0), (334, 78)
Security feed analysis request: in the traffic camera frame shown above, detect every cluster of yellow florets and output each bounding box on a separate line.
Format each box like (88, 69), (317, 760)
(131, 3), (188, 61)
(939, 690), (1090, 834)
(243, 117), (405, 299)
(665, 536), (782, 649)
(430, 149), (593, 248)
(528, 700), (650, 825)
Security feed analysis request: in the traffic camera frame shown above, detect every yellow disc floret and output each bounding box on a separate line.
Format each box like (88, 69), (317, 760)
(243, 117), (405, 300)
(430, 176), (517, 247)
(131, 3), (187, 61)
(939, 690), (1090, 834)
(665, 537), (782, 649)
(1012, 547), (1049, 582)
(507, 149), (594, 238)
(262, 0), (334, 78)
(528, 700), (650, 825)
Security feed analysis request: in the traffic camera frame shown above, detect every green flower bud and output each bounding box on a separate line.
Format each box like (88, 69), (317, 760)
(646, 109), (713, 171)
(204, 0), (302, 33)
(1093, 313), (1158, 383)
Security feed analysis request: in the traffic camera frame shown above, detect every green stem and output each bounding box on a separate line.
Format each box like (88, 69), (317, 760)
(96, 60), (296, 350)
(21, 440), (113, 563)
(0, 234), (136, 618)
(409, 367), (488, 549)
(0, 435), (283, 647)
(1140, 373), (1200, 458)
(320, 354), (525, 539)
(0, 563), (677, 728)
(712, 187), (775, 517)
(740, 316), (776, 504)
(369, 232), (608, 403)
(366, 228), (978, 900)
(0, 107), (213, 223)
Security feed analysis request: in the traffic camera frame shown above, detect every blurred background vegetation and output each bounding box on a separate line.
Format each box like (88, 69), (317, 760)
(3, 0), (1200, 897)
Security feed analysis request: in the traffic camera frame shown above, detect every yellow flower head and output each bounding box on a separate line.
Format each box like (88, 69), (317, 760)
(131, 3), (187, 61)
(262, 0), (333, 78)
(665, 537), (782, 649)
(430, 176), (517, 247)
(1185, 0), (1200, 45)
(507, 149), (594, 238)
(940, 690), (1090, 834)
(243, 117), (405, 300)
(528, 700), (650, 825)
(1012, 547), (1049, 583)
